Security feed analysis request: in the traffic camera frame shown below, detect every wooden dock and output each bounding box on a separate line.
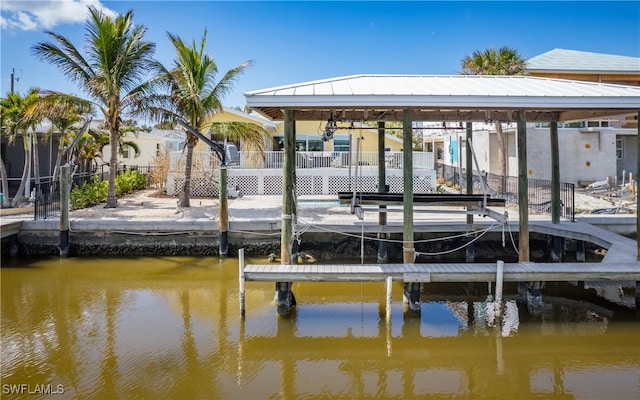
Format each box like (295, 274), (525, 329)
(243, 262), (640, 283)
(0, 220), (22, 239)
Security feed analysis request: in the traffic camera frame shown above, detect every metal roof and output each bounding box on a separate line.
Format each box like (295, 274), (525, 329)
(526, 48), (640, 74)
(244, 74), (640, 122)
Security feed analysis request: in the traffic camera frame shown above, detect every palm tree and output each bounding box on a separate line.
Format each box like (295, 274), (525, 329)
(461, 46), (526, 179)
(148, 29), (264, 207)
(40, 96), (93, 187)
(0, 88), (42, 207)
(32, 6), (156, 208)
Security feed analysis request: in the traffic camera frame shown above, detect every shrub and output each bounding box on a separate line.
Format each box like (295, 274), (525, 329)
(70, 170), (146, 210)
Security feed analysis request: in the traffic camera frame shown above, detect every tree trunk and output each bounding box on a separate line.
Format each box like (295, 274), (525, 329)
(11, 134), (31, 207)
(50, 147), (64, 195)
(105, 127), (118, 208)
(0, 154), (10, 208)
(495, 121), (507, 192)
(179, 134), (196, 208)
(32, 128), (41, 186)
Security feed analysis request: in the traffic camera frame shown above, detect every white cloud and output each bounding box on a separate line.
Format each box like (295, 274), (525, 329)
(1, 0), (117, 31)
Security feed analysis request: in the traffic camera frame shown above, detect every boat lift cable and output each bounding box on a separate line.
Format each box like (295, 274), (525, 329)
(414, 220), (499, 257)
(295, 216), (504, 245)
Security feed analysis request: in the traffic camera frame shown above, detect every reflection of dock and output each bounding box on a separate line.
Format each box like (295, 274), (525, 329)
(243, 262), (640, 283)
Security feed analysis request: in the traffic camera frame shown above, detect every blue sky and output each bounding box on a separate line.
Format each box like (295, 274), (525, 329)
(2, 1), (639, 110)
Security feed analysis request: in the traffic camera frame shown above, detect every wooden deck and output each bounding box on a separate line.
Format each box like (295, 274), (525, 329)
(243, 262), (640, 283)
(0, 220), (22, 239)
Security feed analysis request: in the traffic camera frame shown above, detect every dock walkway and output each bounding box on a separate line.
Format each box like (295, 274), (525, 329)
(243, 262), (640, 284)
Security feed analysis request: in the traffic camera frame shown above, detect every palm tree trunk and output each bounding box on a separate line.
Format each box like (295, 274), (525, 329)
(11, 135), (31, 207)
(179, 135), (195, 208)
(32, 128), (41, 187)
(0, 154), (10, 208)
(105, 128), (118, 208)
(495, 122), (507, 192)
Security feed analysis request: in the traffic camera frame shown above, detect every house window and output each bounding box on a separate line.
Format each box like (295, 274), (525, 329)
(616, 138), (623, 160)
(273, 135), (325, 151)
(562, 121), (585, 128)
(156, 143), (161, 156)
(122, 148), (130, 159)
(333, 135), (350, 152)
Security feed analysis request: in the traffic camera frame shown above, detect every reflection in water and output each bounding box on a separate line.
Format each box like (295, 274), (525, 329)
(1, 256), (638, 399)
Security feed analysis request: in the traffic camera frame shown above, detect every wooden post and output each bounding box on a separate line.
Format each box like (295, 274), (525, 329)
(550, 121), (561, 224)
(516, 111), (530, 262)
(402, 110), (420, 314)
(465, 122), (475, 262)
(495, 260), (504, 318)
(59, 164), (70, 257)
(377, 121), (388, 263)
(276, 110), (296, 315)
(549, 120), (563, 261)
(219, 165), (228, 256)
(239, 248), (245, 316)
(402, 109), (414, 264)
(576, 240), (586, 262)
(281, 110), (295, 265)
(385, 275), (392, 322)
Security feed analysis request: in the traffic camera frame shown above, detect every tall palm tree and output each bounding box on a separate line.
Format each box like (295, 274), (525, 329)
(32, 6), (156, 208)
(148, 29), (264, 207)
(461, 46), (526, 178)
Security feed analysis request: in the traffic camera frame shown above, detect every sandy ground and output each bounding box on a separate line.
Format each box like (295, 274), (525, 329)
(69, 189), (220, 219)
(65, 187), (635, 220)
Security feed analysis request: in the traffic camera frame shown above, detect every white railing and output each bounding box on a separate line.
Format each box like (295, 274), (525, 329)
(170, 151), (434, 170)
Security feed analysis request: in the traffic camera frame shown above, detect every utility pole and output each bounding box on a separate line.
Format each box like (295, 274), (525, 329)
(10, 68), (15, 94)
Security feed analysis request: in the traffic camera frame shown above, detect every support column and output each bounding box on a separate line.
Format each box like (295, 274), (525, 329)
(516, 111), (530, 262)
(219, 164), (228, 256)
(402, 110), (420, 314)
(59, 164), (70, 257)
(281, 110), (295, 264)
(276, 110), (296, 316)
(465, 122), (475, 262)
(549, 120), (562, 261)
(402, 110), (414, 264)
(377, 121), (388, 263)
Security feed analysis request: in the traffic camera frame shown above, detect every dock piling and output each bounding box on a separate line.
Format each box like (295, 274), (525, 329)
(239, 248), (245, 316)
(495, 260), (504, 318)
(385, 276), (393, 322)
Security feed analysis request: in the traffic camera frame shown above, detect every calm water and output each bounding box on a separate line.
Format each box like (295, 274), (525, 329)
(1, 256), (639, 399)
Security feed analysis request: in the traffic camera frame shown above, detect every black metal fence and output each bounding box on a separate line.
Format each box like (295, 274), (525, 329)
(33, 165), (154, 220)
(436, 163), (575, 221)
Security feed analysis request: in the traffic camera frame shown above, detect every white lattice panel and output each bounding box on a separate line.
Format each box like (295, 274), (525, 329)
(166, 168), (435, 196)
(263, 175), (283, 195)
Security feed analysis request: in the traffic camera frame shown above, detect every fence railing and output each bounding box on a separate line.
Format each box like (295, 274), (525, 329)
(436, 163), (575, 221)
(170, 150), (435, 170)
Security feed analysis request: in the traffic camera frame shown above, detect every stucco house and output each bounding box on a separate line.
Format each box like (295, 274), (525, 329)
(445, 49), (640, 185)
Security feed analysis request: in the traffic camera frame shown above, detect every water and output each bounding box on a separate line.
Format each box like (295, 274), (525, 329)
(1, 256), (638, 399)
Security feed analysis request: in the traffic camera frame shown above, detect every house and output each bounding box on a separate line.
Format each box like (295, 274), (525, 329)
(451, 49), (640, 185)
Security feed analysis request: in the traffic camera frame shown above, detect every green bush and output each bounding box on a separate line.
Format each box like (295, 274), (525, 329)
(70, 170), (147, 210)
